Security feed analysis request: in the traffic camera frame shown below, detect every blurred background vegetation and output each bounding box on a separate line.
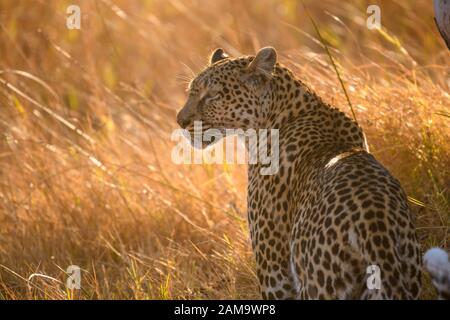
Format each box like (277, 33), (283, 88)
(0, 0), (448, 299)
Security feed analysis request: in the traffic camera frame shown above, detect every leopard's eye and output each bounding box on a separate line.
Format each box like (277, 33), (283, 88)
(205, 90), (221, 101)
(208, 92), (221, 100)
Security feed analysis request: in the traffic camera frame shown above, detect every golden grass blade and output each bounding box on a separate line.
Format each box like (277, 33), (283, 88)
(300, 1), (358, 123)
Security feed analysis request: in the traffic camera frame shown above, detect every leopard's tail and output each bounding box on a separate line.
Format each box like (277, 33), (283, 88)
(423, 247), (450, 300)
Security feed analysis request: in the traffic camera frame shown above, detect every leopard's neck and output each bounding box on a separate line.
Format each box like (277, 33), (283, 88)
(260, 65), (368, 153)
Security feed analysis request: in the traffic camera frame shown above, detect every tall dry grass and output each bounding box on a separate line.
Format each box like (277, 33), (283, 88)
(0, 0), (448, 299)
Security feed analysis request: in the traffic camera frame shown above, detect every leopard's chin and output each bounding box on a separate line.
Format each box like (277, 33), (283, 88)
(188, 133), (222, 149)
(184, 122), (225, 149)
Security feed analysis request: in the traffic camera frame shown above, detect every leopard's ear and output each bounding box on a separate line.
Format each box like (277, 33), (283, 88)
(210, 48), (228, 64)
(246, 47), (277, 78)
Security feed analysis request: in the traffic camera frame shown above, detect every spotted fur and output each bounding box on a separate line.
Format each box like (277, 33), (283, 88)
(177, 47), (422, 299)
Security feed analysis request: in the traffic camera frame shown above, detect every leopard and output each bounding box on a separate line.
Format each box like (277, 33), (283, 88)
(176, 47), (422, 299)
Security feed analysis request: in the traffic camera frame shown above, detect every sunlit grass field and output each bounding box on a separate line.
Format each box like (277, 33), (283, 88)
(0, 0), (448, 299)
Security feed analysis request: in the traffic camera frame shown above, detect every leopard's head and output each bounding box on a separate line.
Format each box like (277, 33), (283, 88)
(176, 47), (277, 148)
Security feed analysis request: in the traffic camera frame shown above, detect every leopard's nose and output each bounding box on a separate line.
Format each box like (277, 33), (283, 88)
(177, 98), (197, 129)
(176, 111), (190, 129)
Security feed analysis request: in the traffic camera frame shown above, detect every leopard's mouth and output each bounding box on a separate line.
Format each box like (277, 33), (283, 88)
(184, 121), (225, 149)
